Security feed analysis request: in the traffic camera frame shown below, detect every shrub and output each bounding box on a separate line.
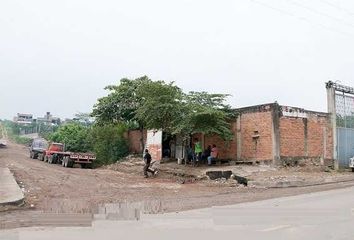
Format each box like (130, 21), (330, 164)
(14, 136), (32, 146)
(89, 123), (129, 166)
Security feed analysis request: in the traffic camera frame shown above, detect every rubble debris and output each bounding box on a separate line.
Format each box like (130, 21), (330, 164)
(206, 170), (234, 180)
(231, 174), (248, 186)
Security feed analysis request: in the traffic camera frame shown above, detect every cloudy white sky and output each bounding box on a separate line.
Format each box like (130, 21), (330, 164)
(1, 0), (354, 120)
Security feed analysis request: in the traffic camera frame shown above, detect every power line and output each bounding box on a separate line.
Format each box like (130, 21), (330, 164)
(286, 0), (354, 30)
(250, 0), (354, 37)
(320, 0), (354, 18)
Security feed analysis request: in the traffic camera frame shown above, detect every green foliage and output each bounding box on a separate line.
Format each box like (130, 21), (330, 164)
(38, 124), (58, 140)
(89, 123), (129, 166)
(92, 76), (233, 141)
(45, 122), (129, 166)
(92, 76), (151, 126)
(50, 123), (91, 152)
(73, 112), (95, 126)
(173, 92), (233, 140)
(1, 121), (32, 145)
(13, 136), (32, 145)
(135, 80), (183, 132)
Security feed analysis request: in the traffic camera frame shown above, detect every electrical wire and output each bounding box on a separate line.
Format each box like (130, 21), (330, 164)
(320, 0), (354, 18)
(250, 0), (354, 37)
(286, 0), (354, 30)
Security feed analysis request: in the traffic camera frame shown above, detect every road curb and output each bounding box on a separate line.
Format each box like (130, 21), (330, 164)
(249, 177), (354, 189)
(0, 168), (24, 206)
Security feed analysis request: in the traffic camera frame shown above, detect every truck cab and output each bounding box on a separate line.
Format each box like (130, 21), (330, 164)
(48, 143), (64, 152)
(29, 138), (48, 159)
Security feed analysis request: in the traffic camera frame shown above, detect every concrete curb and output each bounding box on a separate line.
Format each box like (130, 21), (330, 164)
(0, 167), (24, 206)
(249, 176), (354, 188)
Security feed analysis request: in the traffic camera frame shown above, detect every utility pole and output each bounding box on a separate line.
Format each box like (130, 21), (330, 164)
(326, 81), (338, 170)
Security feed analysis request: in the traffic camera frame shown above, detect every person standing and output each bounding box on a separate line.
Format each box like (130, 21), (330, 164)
(143, 149), (156, 178)
(193, 138), (203, 166)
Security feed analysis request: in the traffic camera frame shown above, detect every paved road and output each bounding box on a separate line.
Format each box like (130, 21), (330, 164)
(1, 186), (354, 240)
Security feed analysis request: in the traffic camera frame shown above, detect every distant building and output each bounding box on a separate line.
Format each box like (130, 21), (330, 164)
(37, 112), (61, 125)
(13, 113), (33, 125)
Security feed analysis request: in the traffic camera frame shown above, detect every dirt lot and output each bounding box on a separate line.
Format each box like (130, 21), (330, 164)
(1, 141), (354, 229)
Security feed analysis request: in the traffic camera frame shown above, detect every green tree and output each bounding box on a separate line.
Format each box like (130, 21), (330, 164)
(135, 80), (183, 133)
(50, 123), (91, 152)
(91, 76), (233, 155)
(92, 76), (151, 125)
(91, 76), (152, 151)
(89, 123), (129, 166)
(172, 91), (233, 141)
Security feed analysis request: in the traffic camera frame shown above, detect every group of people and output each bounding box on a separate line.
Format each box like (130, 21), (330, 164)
(189, 138), (219, 166)
(143, 138), (219, 178)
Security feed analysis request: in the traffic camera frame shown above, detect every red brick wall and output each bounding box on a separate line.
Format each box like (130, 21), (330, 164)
(279, 117), (305, 157)
(126, 105), (334, 164)
(204, 121), (237, 159)
(279, 114), (333, 160)
(127, 130), (147, 154)
(240, 111), (273, 160)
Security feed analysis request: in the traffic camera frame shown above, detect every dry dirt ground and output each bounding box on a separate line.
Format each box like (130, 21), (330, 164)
(1, 141), (354, 229)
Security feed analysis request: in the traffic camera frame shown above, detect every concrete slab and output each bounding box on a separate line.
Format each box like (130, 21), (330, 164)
(0, 167), (24, 206)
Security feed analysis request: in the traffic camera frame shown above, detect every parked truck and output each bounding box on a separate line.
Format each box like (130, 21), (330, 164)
(29, 138), (48, 159)
(36, 142), (96, 168)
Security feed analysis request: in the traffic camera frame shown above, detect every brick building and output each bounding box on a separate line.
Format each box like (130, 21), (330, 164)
(128, 102), (333, 165)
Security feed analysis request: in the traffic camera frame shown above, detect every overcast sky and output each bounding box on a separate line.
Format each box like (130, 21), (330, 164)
(1, 0), (354, 120)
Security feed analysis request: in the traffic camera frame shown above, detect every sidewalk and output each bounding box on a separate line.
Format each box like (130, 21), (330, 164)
(0, 167), (24, 206)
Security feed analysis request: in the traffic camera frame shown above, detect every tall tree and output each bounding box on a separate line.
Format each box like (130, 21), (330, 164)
(91, 76), (151, 125)
(135, 80), (183, 133)
(172, 91), (233, 141)
(91, 76), (152, 151)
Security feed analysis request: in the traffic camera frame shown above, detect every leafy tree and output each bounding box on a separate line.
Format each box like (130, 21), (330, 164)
(172, 91), (233, 141)
(135, 80), (183, 133)
(91, 76), (152, 152)
(91, 76), (233, 156)
(73, 112), (95, 126)
(92, 76), (151, 125)
(49, 123), (91, 152)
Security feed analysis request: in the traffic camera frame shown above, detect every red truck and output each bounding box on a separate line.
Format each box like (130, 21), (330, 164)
(37, 142), (96, 168)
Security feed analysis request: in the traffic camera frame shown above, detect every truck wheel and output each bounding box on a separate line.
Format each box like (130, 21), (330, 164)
(52, 154), (57, 164)
(38, 154), (44, 161)
(33, 153), (38, 159)
(48, 156), (53, 164)
(67, 159), (74, 168)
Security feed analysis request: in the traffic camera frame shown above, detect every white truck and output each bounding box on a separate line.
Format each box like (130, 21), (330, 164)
(350, 156), (354, 172)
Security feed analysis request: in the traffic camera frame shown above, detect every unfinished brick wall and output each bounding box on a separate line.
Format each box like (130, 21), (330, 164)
(279, 117), (305, 157)
(127, 130), (147, 154)
(279, 112), (333, 161)
(204, 121), (237, 159)
(240, 111), (273, 161)
(127, 103), (334, 165)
